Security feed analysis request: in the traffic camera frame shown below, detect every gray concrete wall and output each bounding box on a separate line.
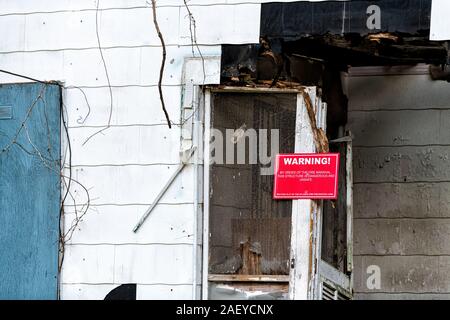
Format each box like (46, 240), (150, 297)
(346, 69), (450, 299)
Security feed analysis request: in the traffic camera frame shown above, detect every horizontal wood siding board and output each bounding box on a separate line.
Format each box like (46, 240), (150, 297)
(62, 244), (194, 285)
(353, 255), (448, 294)
(63, 204), (195, 245)
(349, 110), (450, 147)
(347, 74), (450, 111)
(354, 218), (450, 256)
(353, 146), (450, 183)
(355, 293), (450, 300)
(354, 182), (450, 219)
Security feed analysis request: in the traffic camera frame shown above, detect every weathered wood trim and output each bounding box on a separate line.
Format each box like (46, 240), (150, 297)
(208, 86), (303, 94)
(346, 137), (354, 274)
(289, 88), (317, 300)
(347, 64), (430, 77)
(208, 275), (289, 283)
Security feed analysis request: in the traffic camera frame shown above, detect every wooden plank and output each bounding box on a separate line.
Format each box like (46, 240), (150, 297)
(208, 274), (289, 283)
(209, 282), (289, 299)
(63, 243), (194, 285)
(0, 83), (61, 299)
(353, 146), (450, 183)
(289, 89), (317, 300)
(231, 218), (291, 275)
(63, 204), (195, 245)
(321, 150), (347, 272)
(355, 293), (450, 300)
(353, 255), (444, 294)
(346, 140), (354, 273)
(348, 110), (448, 147)
(61, 284), (117, 300)
(210, 86), (303, 94)
(69, 125), (182, 166)
(113, 244), (193, 285)
(64, 86), (183, 128)
(61, 245), (115, 284)
(355, 218), (450, 256)
(431, 0), (450, 41)
(354, 182), (450, 219)
(65, 164), (195, 206)
(0, 45), (222, 88)
(347, 74), (450, 111)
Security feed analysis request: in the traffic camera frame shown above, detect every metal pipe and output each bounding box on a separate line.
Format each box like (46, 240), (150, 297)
(191, 87), (200, 300)
(201, 90), (212, 300)
(133, 147), (196, 233)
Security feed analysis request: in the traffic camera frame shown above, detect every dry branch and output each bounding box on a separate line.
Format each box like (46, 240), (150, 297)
(151, 0), (172, 128)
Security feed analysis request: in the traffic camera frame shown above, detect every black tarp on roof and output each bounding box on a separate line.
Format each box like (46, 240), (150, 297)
(261, 0), (432, 40)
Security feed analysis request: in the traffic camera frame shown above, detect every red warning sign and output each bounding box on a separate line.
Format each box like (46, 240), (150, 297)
(273, 153), (340, 200)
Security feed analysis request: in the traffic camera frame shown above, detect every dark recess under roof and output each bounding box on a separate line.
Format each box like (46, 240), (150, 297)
(221, 0), (449, 82)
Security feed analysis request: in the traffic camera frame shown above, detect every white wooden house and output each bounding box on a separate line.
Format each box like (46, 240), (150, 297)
(1, 0), (450, 300)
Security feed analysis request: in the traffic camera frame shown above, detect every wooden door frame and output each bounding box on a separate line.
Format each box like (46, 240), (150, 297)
(201, 87), (321, 300)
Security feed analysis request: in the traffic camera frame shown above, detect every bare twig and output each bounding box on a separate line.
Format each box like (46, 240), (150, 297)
(82, 0), (114, 145)
(21, 106), (91, 246)
(1, 85), (46, 154)
(150, 0), (172, 129)
(65, 85), (92, 125)
(59, 99), (91, 270)
(183, 0), (206, 84)
(54, 94), (93, 272)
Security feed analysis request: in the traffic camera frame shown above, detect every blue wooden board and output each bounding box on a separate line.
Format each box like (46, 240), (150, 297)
(0, 83), (60, 300)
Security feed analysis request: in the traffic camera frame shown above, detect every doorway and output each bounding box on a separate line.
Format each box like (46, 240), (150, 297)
(202, 87), (353, 300)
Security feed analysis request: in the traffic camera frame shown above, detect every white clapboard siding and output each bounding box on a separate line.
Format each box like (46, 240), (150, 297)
(22, 7), (181, 51)
(62, 244), (194, 285)
(0, 5), (261, 53)
(0, 0), (241, 16)
(61, 283), (195, 300)
(0, 0), (148, 15)
(431, 0), (450, 41)
(0, 0), (320, 17)
(64, 86), (184, 127)
(68, 125), (182, 166)
(113, 244), (193, 284)
(177, 4), (261, 46)
(137, 285), (198, 300)
(61, 244), (116, 284)
(0, 45), (221, 87)
(0, 51), (65, 83)
(60, 284), (118, 300)
(63, 204), (195, 245)
(64, 165), (195, 206)
(0, 15), (27, 52)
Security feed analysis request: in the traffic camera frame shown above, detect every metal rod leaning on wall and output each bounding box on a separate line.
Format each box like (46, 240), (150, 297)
(133, 147), (197, 233)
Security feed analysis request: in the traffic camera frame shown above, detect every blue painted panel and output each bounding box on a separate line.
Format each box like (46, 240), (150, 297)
(0, 83), (61, 300)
